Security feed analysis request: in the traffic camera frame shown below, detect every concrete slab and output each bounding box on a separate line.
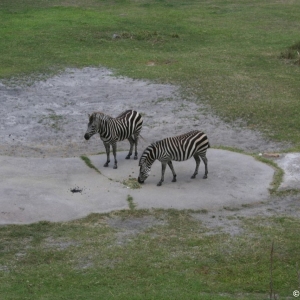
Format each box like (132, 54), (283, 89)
(89, 149), (274, 211)
(0, 150), (275, 224)
(276, 153), (300, 190)
(0, 156), (128, 225)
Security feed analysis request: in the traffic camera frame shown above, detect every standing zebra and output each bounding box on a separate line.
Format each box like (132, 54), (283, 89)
(84, 110), (143, 169)
(138, 130), (210, 186)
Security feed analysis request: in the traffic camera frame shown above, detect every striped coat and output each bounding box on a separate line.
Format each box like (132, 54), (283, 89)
(138, 130), (210, 186)
(84, 110), (143, 169)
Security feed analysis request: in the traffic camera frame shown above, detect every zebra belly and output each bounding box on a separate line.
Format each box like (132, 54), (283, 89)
(162, 145), (206, 162)
(158, 152), (194, 163)
(100, 131), (134, 143)
(171, 155), (194, 162)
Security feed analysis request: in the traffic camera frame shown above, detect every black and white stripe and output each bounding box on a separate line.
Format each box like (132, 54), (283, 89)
(138, 130), (210, 186)
(84, 110), (143, 169)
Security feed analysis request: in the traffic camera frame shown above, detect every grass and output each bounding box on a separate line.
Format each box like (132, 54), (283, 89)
(123, 178), (142, 190)
(38, 112), (65, 132)
(213, 145), (290, 195)
(280, 41), (300, 64)
(0, 0), (300, 148)
(254, 155), (284, 194)
(126, 194), (137, 210)
(0, 210), (299, 299)
(80, 155), (101, 174)
(1, 1), (300, 299)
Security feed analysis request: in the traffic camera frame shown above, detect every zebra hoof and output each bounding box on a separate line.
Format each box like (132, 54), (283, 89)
(104, 163), (109, 167)
(134, 156), (138, 160)
(191, 175), (196, 179)
(157, 182), (162, 187)
(172, 178), (177, 182)
(203, 175), (207, 179)
(113, 165), (118, 169)
(125, 155), (131, 159)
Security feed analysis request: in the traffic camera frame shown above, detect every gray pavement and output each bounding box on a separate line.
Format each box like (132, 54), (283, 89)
(276, 153), (300, 190)
(0, 149), (281, 225)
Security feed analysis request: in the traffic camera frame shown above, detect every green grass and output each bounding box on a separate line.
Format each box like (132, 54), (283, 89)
(80, 155), (101, 174)
(126, 194), (137, 210)
(0, 210), (299, 299)
(123, 178), (142, 190)
(1, 1), (300, 298)
(0, 0), (300, 148)
(254, 155), (284, 194)
(212, 146), (288, 195)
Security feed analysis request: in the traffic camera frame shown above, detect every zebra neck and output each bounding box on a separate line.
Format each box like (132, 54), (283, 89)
(146, 145), (159, 165)
(97, 115), (112, 135)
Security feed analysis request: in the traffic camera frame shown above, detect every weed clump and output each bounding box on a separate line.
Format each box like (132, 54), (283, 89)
(280, 41), (300, 65)
(123, 177), (141, 189)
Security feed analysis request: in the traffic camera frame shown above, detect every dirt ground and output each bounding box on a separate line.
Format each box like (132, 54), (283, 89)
(1, 67), (299, 229)
(1, 67), (289, 158)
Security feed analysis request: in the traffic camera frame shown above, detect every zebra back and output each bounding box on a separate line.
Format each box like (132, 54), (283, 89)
(140, 130), (209, 164)
(114, 110), (143, 140)
(89, 110), (143, 143)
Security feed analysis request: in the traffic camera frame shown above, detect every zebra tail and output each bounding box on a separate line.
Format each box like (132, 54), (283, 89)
(139, 134), (147, 142)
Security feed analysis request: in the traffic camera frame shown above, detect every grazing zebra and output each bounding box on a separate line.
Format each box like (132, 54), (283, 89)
(84, 110), (143, 169)
(138, 130), (210, 186)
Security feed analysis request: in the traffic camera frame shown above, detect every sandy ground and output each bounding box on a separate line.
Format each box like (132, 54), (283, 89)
(0, 67), (289, 158)
(0, 67), (299, 227)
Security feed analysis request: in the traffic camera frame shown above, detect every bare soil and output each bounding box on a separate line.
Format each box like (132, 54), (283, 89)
(1, 67), (288, 158)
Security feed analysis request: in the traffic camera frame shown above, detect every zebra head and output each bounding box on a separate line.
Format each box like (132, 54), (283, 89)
(138, 160), (151, 184)
(84, 113), (98, 140)
(138, 145), (155, 184)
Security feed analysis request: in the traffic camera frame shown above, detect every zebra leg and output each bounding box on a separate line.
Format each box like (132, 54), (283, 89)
(191, 154), (200, 179)
(167, 161), (177, 182)
(201, 155), (208, 179)
(103, 143), (110, 167)
(157, 162), (167, 186)
(133, 135), (139, 160)
(112, 142), (118, 169)
(126, 137), (134, 159)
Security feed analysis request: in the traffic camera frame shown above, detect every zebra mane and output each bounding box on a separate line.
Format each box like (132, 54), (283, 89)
(139, 143), (156, 166)
(95, 111), (113, 117)
(90, 111), (113, 121)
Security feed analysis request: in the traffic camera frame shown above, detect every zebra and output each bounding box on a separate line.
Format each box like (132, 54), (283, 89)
(84, 110), (143, 169)
(138, 130), (210, 186)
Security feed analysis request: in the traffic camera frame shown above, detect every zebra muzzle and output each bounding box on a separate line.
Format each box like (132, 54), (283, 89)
(84, 133), (90, 140)
(137, 177), (144, 184)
